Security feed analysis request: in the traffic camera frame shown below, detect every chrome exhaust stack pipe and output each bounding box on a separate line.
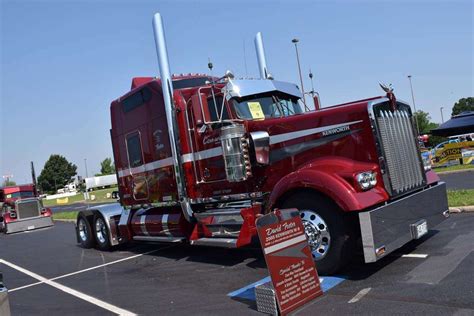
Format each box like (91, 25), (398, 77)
(254, 32), (271, 79)
(152, 13), (192, 220)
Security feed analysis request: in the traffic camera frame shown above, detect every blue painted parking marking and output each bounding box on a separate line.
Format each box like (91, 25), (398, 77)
(228, 275), (346, 300)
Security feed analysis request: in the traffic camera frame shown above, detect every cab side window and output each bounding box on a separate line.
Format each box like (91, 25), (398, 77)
(208, 96), (230, 121)
(126, 132), (144, 168)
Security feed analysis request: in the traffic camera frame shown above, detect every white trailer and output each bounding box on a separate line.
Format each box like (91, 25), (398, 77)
(84, 175), (117, 191)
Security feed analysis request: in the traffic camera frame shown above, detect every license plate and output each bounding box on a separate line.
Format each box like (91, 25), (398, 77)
(411, 220), (428, 239)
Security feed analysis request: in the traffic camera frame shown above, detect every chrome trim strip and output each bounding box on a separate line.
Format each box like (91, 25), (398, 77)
(140, 215), (149, 236)
(161, 214), (172, 236)
(133, 236), (184, 242)
(117, 157), (174, 178)
(181, 147), (223, 163)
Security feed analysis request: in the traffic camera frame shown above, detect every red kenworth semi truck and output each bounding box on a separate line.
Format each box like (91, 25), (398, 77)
(75, 12), (448, 275)
(0, 184), (53, 234)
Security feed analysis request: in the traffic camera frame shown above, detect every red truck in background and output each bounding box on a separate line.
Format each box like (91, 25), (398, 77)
(75, 12), (449, 275)
(0, 184), (53, 234)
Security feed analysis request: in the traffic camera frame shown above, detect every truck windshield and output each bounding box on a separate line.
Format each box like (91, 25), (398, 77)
(231, 93), (303, 120)
(6, 191), (35, 199)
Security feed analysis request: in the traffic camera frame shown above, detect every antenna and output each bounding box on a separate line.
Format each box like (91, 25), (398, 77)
(309, 69), (315, 97)
(208, 57), (213, 77)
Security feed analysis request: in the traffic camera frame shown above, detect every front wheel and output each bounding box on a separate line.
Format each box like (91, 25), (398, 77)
(281, 192), (356, 275)
(93, 213), (111, 251)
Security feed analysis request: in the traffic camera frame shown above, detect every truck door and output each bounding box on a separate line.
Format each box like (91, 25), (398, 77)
(187, 93), (230, 183)
(125, 131), (149, 200)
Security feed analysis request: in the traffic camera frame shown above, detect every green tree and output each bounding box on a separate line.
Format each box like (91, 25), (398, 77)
(413, 110), (432, 134)
(38, 155), (77, 194)
(96, 158), (115, 176)
(452, 97), (474, 116)
(2, 179), (16, 187)
(413, 110), (447, 147)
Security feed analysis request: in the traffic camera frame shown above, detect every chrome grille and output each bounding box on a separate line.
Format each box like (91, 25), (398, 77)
(16, 199), (41, 219)
(374, 103), (425, 196)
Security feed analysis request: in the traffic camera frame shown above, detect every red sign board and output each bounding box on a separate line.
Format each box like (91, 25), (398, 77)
(256, 209), (323, 315)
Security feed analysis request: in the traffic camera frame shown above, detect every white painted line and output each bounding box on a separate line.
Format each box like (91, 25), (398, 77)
(0, 258), (136, 315)
(263, 234), (307, 254)
(8, 246), (174, 292)
(401, 254), (428, 258)
(348, 287), (371, 303)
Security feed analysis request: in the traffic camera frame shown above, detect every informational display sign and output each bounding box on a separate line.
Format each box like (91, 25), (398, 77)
(435, 141), (474, 164)
(256, 209), (323, 315)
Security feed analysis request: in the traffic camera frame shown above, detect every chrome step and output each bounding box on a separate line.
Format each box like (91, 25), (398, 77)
(195, 208), (242, 218)
(190, 237), (238, 248)
(133, 236), (185, 243)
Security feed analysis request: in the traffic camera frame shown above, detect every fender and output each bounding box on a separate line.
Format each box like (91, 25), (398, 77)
(77, 203), (126, 246)
(268, 157), (389, 212)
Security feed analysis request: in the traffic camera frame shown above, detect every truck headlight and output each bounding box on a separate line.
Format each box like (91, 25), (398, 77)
(356, 171), (377, 191)
(220, 124), (251, 182)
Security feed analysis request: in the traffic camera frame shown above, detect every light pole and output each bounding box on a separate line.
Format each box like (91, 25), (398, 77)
(440, 107), (444, 123)
(2, 174), (13, 186)
(84, 158), (89, 178)
(292, 38), (308, 110)
(407, 75), (420, 135)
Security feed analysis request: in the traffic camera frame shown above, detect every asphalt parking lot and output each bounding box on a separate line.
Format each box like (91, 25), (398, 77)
(1, 213), (474, 315)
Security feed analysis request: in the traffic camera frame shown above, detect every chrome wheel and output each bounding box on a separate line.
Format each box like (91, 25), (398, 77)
(78, 218), (88, 242)
(95, 217), (107, 244)
(300, 210), (331, 260)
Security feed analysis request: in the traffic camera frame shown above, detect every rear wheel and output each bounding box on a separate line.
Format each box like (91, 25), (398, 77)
(77, 215), (95, 248)
(281, 192), (355, 275)
(93, 213), (111, 251)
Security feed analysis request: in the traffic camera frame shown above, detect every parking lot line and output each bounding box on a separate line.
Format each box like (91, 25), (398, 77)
(7, 246), (174, 293)
(348, 287), (371, 303)
(0, 258), (137, 315)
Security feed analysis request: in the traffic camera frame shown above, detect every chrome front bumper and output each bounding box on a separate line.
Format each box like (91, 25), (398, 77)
(359, 182), (449, 263)
(5, 216), (54, 234)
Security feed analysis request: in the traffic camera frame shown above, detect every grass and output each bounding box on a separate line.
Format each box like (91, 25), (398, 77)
(434, 164), (474, 173)
(447, 189), (474, 207)
(53, 211), (79, 220)
(42, 187), (118, 207)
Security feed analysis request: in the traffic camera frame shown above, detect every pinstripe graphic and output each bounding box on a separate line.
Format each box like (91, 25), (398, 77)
(269, 120), (363, 145)
(140, 215), (149, 236)
(117, 120), (363, 178)
(161, 214), (172, 236)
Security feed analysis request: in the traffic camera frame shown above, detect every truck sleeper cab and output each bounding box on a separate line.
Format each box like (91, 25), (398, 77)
(76, 13), (448, 275)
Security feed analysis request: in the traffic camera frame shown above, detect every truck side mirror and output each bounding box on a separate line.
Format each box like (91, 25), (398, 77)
(250, 131), (270, 165)
(191, 93), (212, 127)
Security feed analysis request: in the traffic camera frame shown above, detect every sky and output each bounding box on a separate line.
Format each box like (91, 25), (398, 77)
(1, 0), (473, 184)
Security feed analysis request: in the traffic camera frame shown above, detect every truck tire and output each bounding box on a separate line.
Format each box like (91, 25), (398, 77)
(77, 215), (95, 248)
(93, 213), (111, 251)
(281, 192), (355, 275)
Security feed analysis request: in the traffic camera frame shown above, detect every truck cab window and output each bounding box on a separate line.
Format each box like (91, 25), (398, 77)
(208, 95), (230, 121)
(126, 133), (144, 168)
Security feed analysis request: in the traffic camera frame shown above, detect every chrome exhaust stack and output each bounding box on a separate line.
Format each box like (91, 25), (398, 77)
(254, 32), (271, 79)
(152, 13), (192, 220)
